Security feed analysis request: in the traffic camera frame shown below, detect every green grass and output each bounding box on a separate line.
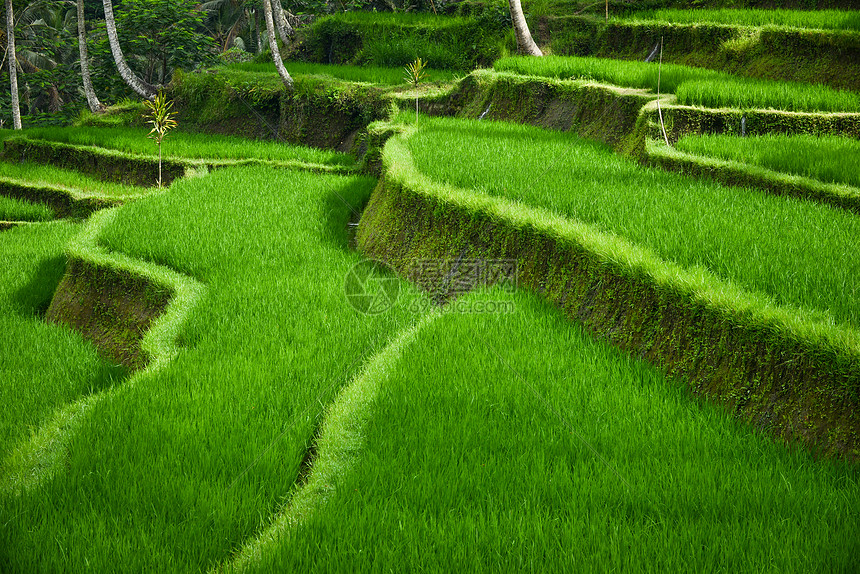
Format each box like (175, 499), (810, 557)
(0, 165), (425, 571)
(0, 195), (55, 221)
(406, 117), (860, 329)
(0, 222), (126, 457)
(233, 288), (860, 572)
(494, 55), (860, 112)
(2, 123), (858, 571)
(631, 8), (860, 32)
(0, 126), (354, 166)
(224, 61), (457, 86)
(0, 160), (147, 197)
(676, 133), (860, 188)
(317, 11), (474, 27)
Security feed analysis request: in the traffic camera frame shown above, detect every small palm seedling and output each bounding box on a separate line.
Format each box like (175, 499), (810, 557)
(403, 57), (428, 122)
(143, 90), (178, 187)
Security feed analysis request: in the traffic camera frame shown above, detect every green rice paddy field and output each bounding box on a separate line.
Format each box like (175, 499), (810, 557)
(224, 61), (457, 86)
(0, 126), (354, 166)
(495, 55), (860, 112)
(676, 133), (860, 189)
(406, 117), (860, 330)
(0, 194), (54, 221)
(630, 8), (860, 32)
(1, 34), (859, 570)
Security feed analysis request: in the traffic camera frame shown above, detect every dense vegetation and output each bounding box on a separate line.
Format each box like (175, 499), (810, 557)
(407, 117), (860, 328)
(631, 8), (860, 31)
(676, 134), (860, 188)
(495, 55), (860, 112)
(235, 288), (860, 573)
(2, 2), (859, 570)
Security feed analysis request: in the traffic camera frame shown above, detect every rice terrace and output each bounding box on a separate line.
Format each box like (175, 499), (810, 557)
(1, 0), (859, 571)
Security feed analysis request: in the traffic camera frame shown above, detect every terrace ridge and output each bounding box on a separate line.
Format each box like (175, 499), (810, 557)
(356, 125), (860, 460)
(2, 207), (206, 495)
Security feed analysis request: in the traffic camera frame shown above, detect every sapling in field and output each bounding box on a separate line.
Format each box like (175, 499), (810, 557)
(403, 57), (428, 122)
(143, 90), (178, 187)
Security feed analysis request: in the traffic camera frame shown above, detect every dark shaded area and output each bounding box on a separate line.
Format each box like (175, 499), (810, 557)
(322, 176), (378, 250)
(46, 258), (173, 370)
(12, 255), (68, 317)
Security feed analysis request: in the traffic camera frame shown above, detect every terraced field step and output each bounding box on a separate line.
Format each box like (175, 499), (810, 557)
(644, 139), (860, 215)
(357, 118), (860, 458)
(0, 165), (425, 571)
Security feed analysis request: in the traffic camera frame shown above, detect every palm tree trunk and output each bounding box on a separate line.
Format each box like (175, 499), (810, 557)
(254, 9), (262, 54)
(5, 0), (22, 129)
(77, 0), (103, 113)
(271, 0), (293, 46)
(102, 0), (157, 100)
(508, 0), (542, 56)
(262, 0), (293, 91)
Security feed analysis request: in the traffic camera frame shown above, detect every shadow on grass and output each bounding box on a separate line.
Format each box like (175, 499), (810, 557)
(12, 255), (67, 317)
(323, 176), (377, 250)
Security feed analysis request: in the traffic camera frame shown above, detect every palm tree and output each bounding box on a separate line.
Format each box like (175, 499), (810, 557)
(261, 0), (292, 90)
(508, 0), (541, 56)
(201, 0), (249, 53)
(77, 0), (103, 112)
(5, 0), (22, 129)
(102, 0), (157, 99)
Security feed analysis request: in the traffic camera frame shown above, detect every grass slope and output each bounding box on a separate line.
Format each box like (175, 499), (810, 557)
(676, 133), (860, 189)
(0, 222), (125, 457)
(631, 8), (860, 32)
(0, 165), (424, 572)
(406, 117), (860, 330)
(495, 55), (860, 112)
(0, 127), (354, 166)
(0, 160), (147, 197)
(236, 289), (860, 573)
(0, 195), (54, 221)
(224, 61), (457, 86)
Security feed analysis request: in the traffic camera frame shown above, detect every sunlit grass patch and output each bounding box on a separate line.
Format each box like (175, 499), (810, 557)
(495, 55), (860, 112)
(676, 133), (860, 188)
(240, 288), (860, 572)
(0, 165), (425, 572)
(0, 195), (54, 221)
(1, 126), (354, 166)
(407, 116), (860, 329)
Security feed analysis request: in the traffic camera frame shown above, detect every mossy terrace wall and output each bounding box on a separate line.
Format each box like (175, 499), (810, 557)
(541, 15), (860, 92)
(356, 131), (860, 460)
(1, 138), (186, 188)
(0, 178), (117, 219)
(425, 70), (656, 152)
(46, 258), (172, 370)
(170, 70), (390, 151)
